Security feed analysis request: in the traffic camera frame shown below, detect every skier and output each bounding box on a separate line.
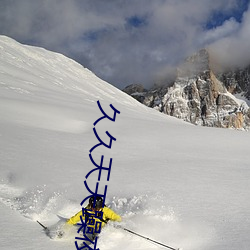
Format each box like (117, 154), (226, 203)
(67, 196), (122, 248)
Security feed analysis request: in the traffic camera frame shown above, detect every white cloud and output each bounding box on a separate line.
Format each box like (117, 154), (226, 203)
(0, 0), (249, 88)
(209, 5), (250, 68)
(200, 18), (240, 45)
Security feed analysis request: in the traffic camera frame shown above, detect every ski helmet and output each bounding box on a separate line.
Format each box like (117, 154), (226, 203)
(89, 196), (103, 209)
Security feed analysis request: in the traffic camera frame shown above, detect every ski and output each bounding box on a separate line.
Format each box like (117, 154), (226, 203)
(57, 214), (69, 221)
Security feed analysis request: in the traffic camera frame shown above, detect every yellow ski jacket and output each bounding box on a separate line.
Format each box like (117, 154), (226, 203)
(67, 205), (121, 231)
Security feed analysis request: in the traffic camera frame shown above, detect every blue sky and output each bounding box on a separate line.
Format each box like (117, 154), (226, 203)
(0, 0), (249, 89)
(206, 0), (249, 28)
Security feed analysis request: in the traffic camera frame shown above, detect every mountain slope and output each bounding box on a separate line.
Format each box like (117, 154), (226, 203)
(0, 36), (250, 250)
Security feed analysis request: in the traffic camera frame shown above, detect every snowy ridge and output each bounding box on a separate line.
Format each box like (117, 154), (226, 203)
(0, 35), (145, 109)
(1, 36), (250, 250)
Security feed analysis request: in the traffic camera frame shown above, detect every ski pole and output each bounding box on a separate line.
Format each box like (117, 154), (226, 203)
(121, 226), (180, 250)
(37, 220), (54, 239)
(37, 220), (48, 230)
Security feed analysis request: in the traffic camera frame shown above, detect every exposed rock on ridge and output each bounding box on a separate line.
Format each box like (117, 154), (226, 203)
(123, 49), (250, 130)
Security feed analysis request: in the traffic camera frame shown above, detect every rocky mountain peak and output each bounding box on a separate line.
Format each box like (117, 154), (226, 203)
(177, 49), (210, 78)
(123, 49), (250, 130)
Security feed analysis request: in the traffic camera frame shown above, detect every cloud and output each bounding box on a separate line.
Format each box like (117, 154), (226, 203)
(0, 0), (249, 89)
(200, 18), (240, 45)
(209, 4), (250, 69)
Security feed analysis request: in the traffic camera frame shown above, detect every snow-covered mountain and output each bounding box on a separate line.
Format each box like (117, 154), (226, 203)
(124, 49), (250, 130)
(1, 36), (250, 250)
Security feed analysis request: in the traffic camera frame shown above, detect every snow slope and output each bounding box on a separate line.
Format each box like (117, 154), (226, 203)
(0, 36), (250, 250)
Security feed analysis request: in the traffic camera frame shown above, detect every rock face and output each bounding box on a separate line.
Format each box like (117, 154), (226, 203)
(123, 49), (250, 130)
(123, 84), (147, 103)
(217, 66), (250, 99)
